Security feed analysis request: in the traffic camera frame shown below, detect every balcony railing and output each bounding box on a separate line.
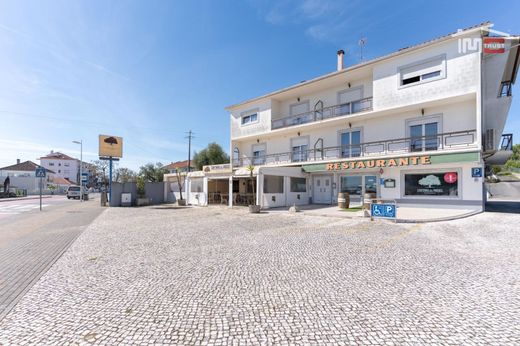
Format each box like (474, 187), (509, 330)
(271, 97), (373, 130)
(233, 130), (477, 167)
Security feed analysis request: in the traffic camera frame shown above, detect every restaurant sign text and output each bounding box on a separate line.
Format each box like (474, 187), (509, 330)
(325, 156), (431, 171)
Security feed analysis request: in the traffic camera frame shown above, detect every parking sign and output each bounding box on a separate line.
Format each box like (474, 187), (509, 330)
(370, 203), (396, 220)
(471, 167), (482, 178)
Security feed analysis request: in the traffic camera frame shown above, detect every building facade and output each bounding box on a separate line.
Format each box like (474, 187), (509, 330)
(222, 23), (518, 211)
(39, 151), (81, 184)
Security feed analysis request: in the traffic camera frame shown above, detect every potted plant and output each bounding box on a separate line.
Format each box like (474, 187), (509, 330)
(136, 176), (149, 206)
(175, 168), (186, 206)
(246, 165), (261, 213)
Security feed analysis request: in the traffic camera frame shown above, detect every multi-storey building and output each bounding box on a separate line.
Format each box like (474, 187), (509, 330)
(223, 22), (519, 211)
(38, 151), (94, 185)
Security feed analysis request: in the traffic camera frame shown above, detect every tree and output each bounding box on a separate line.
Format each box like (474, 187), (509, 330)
(114, 167), (137, 183)
(138, 162), (168, 182)
(505, 144), (520, 169)
(193, 142), (230, 170)
(174, 168), (185, 201)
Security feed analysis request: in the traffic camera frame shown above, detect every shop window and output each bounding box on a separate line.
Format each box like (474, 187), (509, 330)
(340, 176), (362, 195)
(264, 175), (284, 193)
(404, 172), (458, 197)
(290, 177), (306, 192)
(190, 178), (204, 193)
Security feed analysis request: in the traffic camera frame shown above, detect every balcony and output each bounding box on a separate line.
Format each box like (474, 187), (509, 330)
(271, 97), (373, 130)
(233, 130), (477, 167)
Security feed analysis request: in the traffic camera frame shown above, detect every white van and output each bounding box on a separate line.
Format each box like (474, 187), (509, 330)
(67, 186), (89, 200)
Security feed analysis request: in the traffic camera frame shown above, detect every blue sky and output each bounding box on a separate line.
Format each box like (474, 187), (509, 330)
(0, 0), (518, 170)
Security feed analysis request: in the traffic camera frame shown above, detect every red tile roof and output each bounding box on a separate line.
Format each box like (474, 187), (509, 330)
(0, 160), (55, 173)
(50, 177), (73, 185)
(39, 151), (77, 160)
(163, 160), (194, 170)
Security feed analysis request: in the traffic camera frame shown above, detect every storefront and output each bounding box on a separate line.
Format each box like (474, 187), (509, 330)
(301, 151), (484, 210)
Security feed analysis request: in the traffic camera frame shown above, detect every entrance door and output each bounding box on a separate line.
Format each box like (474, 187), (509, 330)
(313, 175), (332, 204)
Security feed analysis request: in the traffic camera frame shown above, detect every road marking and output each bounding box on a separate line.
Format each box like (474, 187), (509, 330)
(0, 204), (50, 214)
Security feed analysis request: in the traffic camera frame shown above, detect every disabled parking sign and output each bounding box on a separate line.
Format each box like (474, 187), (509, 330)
(370, 203), (396, 220)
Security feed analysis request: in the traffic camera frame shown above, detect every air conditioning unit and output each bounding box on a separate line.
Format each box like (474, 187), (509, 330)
(484, 128), (496, 151)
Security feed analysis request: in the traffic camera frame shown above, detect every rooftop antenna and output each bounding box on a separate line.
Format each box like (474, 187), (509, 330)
(358, 37), (367, 62)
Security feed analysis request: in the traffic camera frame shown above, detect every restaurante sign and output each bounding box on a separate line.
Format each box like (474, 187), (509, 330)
(325, 156), (431, 171)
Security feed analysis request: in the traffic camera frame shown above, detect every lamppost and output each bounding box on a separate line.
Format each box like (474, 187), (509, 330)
(72, 140), (83, 202)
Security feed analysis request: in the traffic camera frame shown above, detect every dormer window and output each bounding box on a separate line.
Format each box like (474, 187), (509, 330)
(399, 55), (446, 87)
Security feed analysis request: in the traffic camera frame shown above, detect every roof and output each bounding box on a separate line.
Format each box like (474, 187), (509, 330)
(0, 160), (55, 173)
(39, 151), (77, 161)
(225, 22), (493, 110)
(50, 177), (73, 185)
(163, 160), (194, 170)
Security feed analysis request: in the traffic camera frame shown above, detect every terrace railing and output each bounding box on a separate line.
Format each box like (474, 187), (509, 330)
(271, 97), (373, 130)
(233, 129), (477, 167)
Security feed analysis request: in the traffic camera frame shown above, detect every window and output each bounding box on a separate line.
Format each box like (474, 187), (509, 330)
(404, 172), (458, 197)
(190, 178), (204, 193)
(500, 81), (512, 97)
(49, 162), (54, 166)
(64, 163), (70, 167)
(241, 113), (258, 125)
(341, 176), (362, 195)
(340, 130), (361, 158)
(291, 137), (309, 163)
(337, 87), (363, 115)
(252, 144), (266, 165)
(400, 55), (445, 86)
(263, 175), (284, 193)
(58, 163), (61, 166)
(410, 122), (438, 152)
(290, 177), (306, 192)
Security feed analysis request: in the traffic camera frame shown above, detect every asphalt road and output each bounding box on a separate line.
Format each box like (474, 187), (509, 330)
(0, 195), (105, 320)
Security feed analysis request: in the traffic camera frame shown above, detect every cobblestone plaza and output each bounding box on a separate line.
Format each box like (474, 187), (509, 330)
(1, 206), (519, 345)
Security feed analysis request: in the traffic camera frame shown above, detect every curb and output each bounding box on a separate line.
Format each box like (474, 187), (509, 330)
(396, 210), (483, 223)
(0, 196), (53, 203)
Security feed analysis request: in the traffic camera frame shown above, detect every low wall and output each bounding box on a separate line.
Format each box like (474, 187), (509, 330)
(110, 182), (164, 206)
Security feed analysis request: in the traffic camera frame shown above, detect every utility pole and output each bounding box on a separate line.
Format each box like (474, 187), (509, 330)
(185, 130), (194, 172)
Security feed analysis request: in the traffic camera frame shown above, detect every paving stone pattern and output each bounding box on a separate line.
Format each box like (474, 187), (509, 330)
(0, 206), (519, 345)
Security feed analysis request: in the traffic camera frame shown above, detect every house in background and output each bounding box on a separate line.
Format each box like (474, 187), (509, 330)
(0, 159), (55, 195)
(39, 150), (95, 184)
(162, 160), (194, 173)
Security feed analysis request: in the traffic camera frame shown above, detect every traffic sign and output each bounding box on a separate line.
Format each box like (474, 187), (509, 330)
(371, 203), (397, 220)
(35, 167), (46, 178)
(81, 172), (89, 182)
(471, 167), (483, 178)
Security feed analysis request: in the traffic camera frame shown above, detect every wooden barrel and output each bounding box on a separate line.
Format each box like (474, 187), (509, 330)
(338, 192), (350, 209)
(363, 192), (376, 210)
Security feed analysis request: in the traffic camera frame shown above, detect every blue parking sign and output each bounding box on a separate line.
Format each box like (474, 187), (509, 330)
(471, 167), (482, 178)
(371, 203), (396, 219)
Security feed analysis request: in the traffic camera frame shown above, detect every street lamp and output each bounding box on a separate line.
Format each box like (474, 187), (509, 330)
(72, 140), (83, 202)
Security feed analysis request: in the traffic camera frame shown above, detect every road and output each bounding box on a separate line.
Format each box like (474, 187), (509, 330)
(0, 195), (105, 320)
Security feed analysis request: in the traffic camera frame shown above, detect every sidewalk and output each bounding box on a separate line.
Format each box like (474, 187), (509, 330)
(0, 195), (53, 203)
(268, 204), (481, 223)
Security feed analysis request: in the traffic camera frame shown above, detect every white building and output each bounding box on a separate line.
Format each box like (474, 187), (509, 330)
(39, 151), (82, 184)
(228, 23), (519, 210)
(0, 160), (55, 195)
(188, 23), (518, 211)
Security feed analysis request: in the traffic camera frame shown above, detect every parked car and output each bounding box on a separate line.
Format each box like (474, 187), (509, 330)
(66, 186), (89, 200)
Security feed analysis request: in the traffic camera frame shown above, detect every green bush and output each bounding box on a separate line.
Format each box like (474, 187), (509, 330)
(491, 165), (502, 175)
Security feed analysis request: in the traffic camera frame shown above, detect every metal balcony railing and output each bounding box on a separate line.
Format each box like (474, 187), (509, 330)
(233, 129), (477, 167)
(271, 97), (373, 130)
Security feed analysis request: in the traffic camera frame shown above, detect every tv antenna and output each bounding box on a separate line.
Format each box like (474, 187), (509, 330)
(358, 37), (367, 62)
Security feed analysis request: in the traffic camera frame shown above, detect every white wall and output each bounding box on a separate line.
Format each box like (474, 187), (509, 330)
(233, 98), (477, 162)
(373, 37), (480, 111)
(40, 158), (79, 183)
(230, 99), (272, 139)
(259, 167), (309, 208)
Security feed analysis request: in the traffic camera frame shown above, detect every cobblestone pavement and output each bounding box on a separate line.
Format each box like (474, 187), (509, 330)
(0, 198), (104, 321)
(0, 206), (519, 345)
